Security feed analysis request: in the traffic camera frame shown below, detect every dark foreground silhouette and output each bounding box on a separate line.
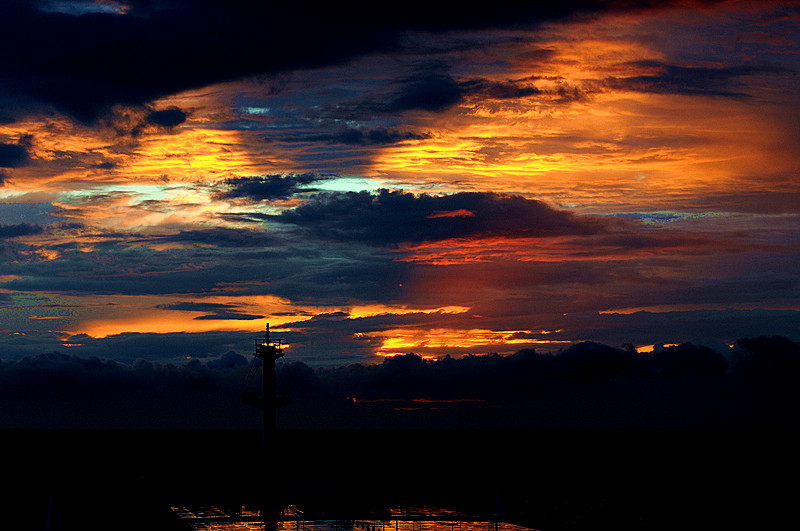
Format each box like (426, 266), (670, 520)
(2, 429), (796, 531)
(1, 335), (799, 429)
(278, 335), (800, 429)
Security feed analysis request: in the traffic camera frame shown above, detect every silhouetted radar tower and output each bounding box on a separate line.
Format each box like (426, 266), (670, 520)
(242, 323), (292, 430)
(241, 323), (291, 530)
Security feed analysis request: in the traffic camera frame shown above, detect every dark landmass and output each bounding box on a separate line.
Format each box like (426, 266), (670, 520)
(1, 336), (798, 529)
(1, 335), (799, 429)
(2, 429), (795, 531)
(277, 335), (800, 429)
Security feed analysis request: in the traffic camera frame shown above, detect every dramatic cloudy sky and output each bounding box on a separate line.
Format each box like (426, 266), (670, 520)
(1, 0), (799, 367)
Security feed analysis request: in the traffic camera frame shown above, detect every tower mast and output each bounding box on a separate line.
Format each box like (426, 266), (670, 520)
(243, 322), (291, 530)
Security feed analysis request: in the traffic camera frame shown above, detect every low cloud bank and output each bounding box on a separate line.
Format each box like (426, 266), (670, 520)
(302, 335), (796, 394)
(1, 336), (798, 428)
(285, 335), (800, 428)
(0, 351), (251, 428)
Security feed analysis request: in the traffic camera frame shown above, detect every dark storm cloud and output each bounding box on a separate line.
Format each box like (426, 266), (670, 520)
(273, 309), (481, 365)
(0, 1), (389, 122)
(385, 73), (465, 113)
(690, 192), (800, 214)
(144, 107), (188, 127)
(46, 329), (255, 364)
(97, 104), (192, 138)
(157, 301), (265, 321)
(144, 226), (281, 247)
(0, 239), (263, 295)
(218, 173), (330, 201)
(0, 224), (408, 305)
(460, 78), (541, 100)
(270, 313), (387, 365)
(285, 127), (432, 146)
(608, 61), (792, 97)
(562, 309), (800, 349)
(38, 0), (129, 16)
(272, 190), (611, 244)
(194, 312), (265, 321)
(0, 0), (720, 123)
(0, 292), (12, 307)
(0, 223), (43, 238)
(380, 72), (542, 114)
(0, 110), (15, 124)
(0, 141), (29, 168)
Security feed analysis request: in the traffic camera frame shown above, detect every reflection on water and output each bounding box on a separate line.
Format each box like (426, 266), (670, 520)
(171, 505), (535, 531)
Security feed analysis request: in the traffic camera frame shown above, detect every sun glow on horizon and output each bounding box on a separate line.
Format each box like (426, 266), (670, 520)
(374, 328), (572, 358)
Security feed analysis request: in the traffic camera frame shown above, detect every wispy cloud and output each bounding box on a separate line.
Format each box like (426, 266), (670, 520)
(157, 301), (264, 321)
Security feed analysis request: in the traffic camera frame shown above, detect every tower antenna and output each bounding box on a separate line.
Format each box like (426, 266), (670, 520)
(241, 322), (291, 530)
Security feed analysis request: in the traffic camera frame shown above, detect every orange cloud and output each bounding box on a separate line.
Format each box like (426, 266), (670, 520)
(373, 327), (571, 358)
(426, 209), (475, 219)
(366, 10), (800, 212)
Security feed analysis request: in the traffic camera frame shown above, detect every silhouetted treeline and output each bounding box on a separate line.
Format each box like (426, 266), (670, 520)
(283, 335), (795, 398)
(1, 335), (798, 428)
(276, 335), (800, 428)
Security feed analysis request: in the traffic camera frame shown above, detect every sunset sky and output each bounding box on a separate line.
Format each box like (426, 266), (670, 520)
(1, 0), (798, 367)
